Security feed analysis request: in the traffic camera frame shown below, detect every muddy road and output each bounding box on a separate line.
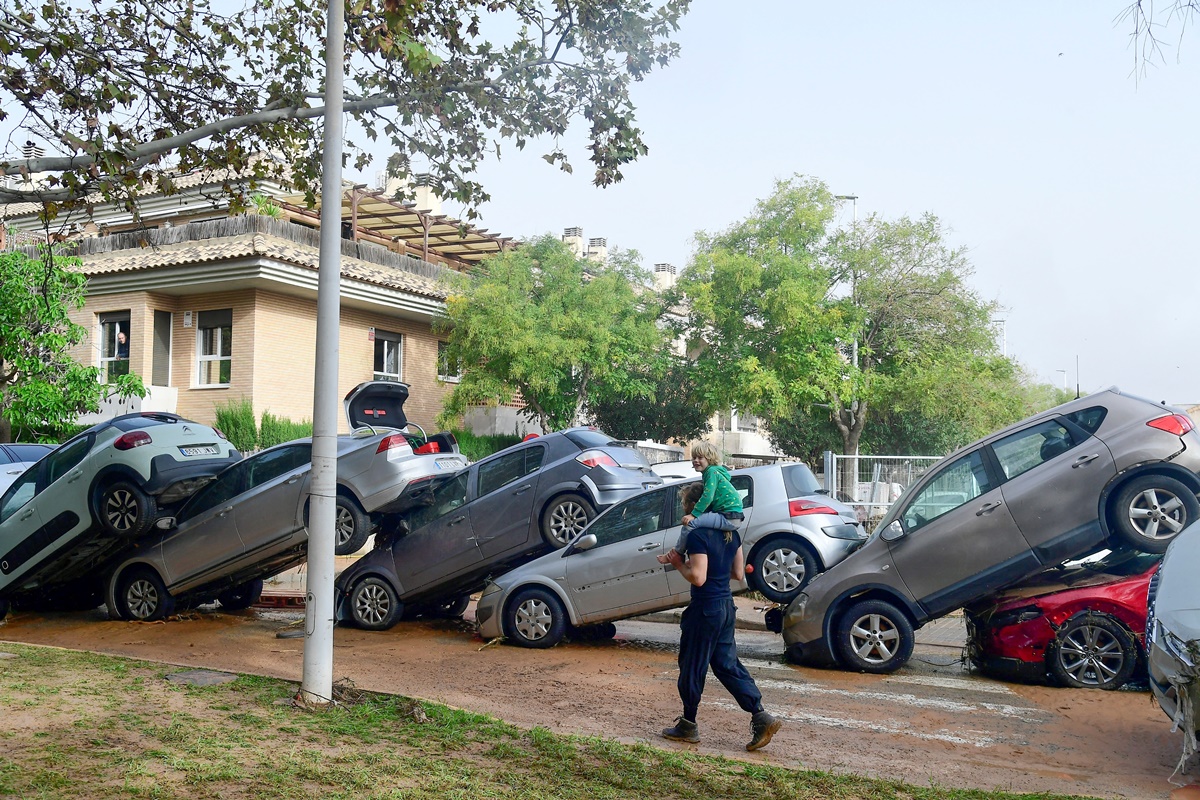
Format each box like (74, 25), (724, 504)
(0, 602), (1192, 799)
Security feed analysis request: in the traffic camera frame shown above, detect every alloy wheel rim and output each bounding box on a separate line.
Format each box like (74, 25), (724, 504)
(335, 507), (354, 545)
(1128, 488), (1186, 539)
(126, 579), (159, 619)
(849, 613), (900, 664)
(106, 490), (138, 531)
(1058, 625), (1124, 686)
(354, 584), (390, 626)
(514, 598), (552, 641)
(548, 504), (587, 545)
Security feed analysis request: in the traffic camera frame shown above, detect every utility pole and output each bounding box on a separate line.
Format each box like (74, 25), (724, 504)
(300, 0), (345, 706)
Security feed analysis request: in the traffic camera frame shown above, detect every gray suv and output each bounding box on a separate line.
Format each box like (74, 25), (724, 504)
(775, 388), (1200, 674)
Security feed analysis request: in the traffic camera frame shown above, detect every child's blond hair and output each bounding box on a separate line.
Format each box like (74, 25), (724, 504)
(689, 440), (722, 465)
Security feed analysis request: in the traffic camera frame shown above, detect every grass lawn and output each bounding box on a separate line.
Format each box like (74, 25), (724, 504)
(0, 642), (1093, 800)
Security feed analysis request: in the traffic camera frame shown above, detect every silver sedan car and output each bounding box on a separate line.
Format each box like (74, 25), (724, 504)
(475, 463), (863, 648)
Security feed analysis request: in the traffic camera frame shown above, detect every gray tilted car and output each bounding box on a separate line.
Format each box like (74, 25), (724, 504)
(1146, 520), (1200, 742)
(335, 427), (664, 630)
(474, 463), (863, 648)
(774, 388), (1200, 674)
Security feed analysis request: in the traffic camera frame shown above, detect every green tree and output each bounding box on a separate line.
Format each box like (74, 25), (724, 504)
(0, 249), (144, 442)
(436, 237), (666, 432)
(585, 352), (713, 442)
(0, 0), (688, 223)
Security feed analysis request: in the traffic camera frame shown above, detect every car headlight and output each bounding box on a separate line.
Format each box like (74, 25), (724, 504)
(789, 592), (809, 620)
(479, 581), (502, 599)
(1161, 624), (1198, 667)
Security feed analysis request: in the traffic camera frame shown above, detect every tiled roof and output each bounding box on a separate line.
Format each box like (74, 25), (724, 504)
(81, 231), (448, 299)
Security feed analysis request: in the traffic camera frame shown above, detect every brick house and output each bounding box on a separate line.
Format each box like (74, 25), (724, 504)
(1, 171), (512, 433)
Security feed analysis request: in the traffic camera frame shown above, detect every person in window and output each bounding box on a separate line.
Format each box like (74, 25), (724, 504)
(115, 330), (129, 359)
(657, 482), (781, 751)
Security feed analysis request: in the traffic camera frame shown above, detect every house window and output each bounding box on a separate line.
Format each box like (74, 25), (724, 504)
(98, 311), (131, 383)
(197, 309), (232, 386)
(373, 330), (403, 382)
(437, 341), (460, 382)
(736, 412), (758, 432)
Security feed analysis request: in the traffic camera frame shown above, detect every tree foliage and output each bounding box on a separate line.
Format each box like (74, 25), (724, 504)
(436, 236), (666, 432)
(680, 176), (1021, 459)
(0, 0), (689, 223)
(0, 249), (143, 441)
(585, 351), (713, 442)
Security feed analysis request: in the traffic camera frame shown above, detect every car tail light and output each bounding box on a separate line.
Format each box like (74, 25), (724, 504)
(212, 427), (228, 440)
(1147, 414), (1195, 436)
(376, 434), (412, 454)
(789, 498), (838, 517)
(577, 450), (619, 469)
(114, 431), (152, 450)
(414, 441), (441, 454)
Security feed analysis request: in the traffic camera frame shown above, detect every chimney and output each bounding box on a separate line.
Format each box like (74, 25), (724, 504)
(412, 173), (442, 215)
(562, 227), (584, 258)
(586, 237), (607, 264)
(654, 263), (677, 290)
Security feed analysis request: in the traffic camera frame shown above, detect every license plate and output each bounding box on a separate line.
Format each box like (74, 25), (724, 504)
(435, 458), (460, 470)
(180, 445), (219, 457)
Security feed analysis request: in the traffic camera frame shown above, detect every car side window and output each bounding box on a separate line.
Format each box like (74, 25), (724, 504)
(247, 444), (311, 489)
(1064, 406), (1106, 435)
(40, 437), (92, 490)
(181, 462), (251, 520)
(9, 444), (51, 462)
(903, 451), (993, 532)
(407, 472), (469, 530)
(477, 445), (543, 497)
(0, 450), (12, 465)
(0, 470), (38, 523)
(732, 475), (753, 509)
(589, 489), (666, 548)
(991, 420), (1077, 481)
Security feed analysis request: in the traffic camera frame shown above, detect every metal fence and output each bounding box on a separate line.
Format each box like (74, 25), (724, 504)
(822, 452), (942, 528)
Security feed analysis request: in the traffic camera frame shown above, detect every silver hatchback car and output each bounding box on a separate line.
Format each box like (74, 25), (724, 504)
(777, 388), (1200, 674)
(475, 463), (863, 648)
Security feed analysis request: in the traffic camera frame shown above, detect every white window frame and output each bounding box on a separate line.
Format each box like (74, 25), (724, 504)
(373, 330), (403, 382)
(98, 311), (131, 384)
(437, 341), (460, 383)
(196, 309), (232, 387)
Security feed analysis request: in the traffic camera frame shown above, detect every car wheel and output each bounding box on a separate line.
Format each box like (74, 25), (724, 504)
(749, 535), (819, 603)
(1048, 614), (1138, 690)
(98, 481), (157, 539)
(116, 567), (176, 622)
(334, 496), (371, 556)
(833, 599), (914, 674)
(504, 587), (567, 649)
(1111, 475), (1200, 554)
(541, 494), (595, 548)
(349, 576), (402, 631)
(427, 594), (471, 620)
(217, 579), (264, 611)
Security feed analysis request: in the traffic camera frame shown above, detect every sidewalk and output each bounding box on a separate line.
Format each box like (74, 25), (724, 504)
(262, 564), (967, 649)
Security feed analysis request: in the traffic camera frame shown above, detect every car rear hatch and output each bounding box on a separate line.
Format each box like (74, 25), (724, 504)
(344, 381), (410, 431)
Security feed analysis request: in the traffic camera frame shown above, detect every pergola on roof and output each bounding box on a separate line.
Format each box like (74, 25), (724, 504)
(280, 184), (515, 267)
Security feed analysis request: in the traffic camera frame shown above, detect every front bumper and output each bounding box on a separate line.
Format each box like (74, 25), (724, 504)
(475, 582), (503, 639)
(1148, 630), (1200, 732)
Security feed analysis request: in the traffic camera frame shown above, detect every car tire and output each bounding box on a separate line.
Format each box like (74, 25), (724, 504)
(504, 587), (567, 649)
(833, 599), (914, 674)
(98, 481), (158, 539)
(427, 594), (471, 620)
(349, 576), (402, 631)
(1048, 613), (1138, 690)
(116, 567), (176, 622)
(749, 535), (819, 603)
(334, 496), (371, 556)
(541, 494), (595, 548)
(1110, 475), (1200, 554)
(217, 579), (264, 611)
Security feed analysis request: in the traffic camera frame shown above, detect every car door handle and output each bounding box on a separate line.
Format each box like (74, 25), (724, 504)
(217, 506), (233, 517)
(512, 483), (532, 495)
(19, 508), (34, 521)
(66, 469), (83, 483)
(1072, 454), (1100, 468)
(287, 476), (300, 484)
(449, 515), (467, 525)
(976, 501), (1003, 516)
(638, 542), (660, 551)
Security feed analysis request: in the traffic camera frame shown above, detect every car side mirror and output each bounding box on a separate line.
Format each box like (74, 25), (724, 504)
(880, 519), (906, 542)
(155, 516), (177, 530)
(566, 533), (598, 554)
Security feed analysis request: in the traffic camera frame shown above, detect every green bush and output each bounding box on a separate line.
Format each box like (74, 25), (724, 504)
(213, 398), (258, 453)
(259, 411), (313, 448)
(450, 429), (521, 461)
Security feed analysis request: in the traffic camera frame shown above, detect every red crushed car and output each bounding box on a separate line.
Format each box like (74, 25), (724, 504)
(964, 549), (1160, 690)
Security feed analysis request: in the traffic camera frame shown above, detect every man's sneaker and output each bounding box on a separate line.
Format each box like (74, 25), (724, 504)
(661, 716), (700, 743)
(746, 711), (781, 751)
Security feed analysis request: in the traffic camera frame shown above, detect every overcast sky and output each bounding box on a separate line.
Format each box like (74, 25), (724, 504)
(356, 3), (1200, 405)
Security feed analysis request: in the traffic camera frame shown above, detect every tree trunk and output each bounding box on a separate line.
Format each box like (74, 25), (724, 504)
(0, 415), (11, 444)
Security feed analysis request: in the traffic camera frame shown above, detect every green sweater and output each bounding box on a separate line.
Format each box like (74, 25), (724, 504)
(693, 464), (742, 516)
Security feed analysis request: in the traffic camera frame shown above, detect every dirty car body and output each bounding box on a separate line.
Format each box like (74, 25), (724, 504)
(775, 388), (1200, 674)
(1147, 520), (1200, 745)
(335, 427), (662, 630)
(965, 549), (1158, 690)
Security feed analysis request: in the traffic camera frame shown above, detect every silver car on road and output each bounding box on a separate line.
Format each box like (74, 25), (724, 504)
(475, 463), (863, 648)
